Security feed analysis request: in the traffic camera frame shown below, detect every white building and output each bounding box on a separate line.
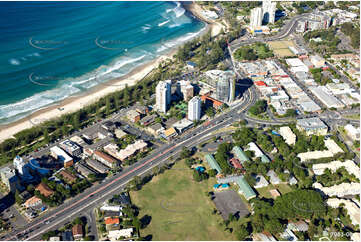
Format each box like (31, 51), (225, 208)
(312, 160), (359, 179)
(313, 182), (360, 197)
(344, 124), (360, 141)
(188, 96), (201, 121)
(310, 55), (325, 68)
(50, 146), (73, 167)
(155, 80), (171, 113)
(250, 7), (263, 28)
(279, 126), (296, 145)
(108, 228), (133, 240)
(13, 156), (27, 176)
(262, 0), (276, 24)
(309, 86), (345, 109)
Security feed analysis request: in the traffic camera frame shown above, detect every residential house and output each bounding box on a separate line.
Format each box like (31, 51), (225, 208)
(127, 109), (141, 123)
(108, 228), (134, 240)
(36, 182), (54, 197)
(72, 224), (83, 240)
(147, 123), (164, 136)
(23, 196), (42, 208)
(59, 170), (77, 184)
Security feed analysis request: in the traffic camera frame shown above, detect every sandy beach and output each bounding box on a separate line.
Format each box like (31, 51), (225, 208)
(0, 2), (221, 143)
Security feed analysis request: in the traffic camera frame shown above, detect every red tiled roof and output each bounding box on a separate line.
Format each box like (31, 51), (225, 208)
(59, 170), (77, 183)
(94, 150), (117, 163)
(105, 217), (120, 225)
(36, 182), (54, 197)
(254, 81), (267, 86)
(72, 224), (83, 236)
(230, 158), (243, 169)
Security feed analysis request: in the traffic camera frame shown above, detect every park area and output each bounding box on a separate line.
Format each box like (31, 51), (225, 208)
(267, 40), (295, 57)
(130, 161), (237, 241)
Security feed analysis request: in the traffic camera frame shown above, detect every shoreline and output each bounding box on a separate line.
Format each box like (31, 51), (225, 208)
(0, 2), (217, 143)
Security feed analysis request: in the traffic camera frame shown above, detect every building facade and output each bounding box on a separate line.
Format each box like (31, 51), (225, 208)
(156, 80), (171, 113)
(188, 96), (201, 121)
(250, 7), (263, 28)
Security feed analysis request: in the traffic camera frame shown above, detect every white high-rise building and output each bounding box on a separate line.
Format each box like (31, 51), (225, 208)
(262, 1), (276, 24)
(13, 156), (27, 176)
(156, 80), (171, 113)
(188, 96), (201, 121)
(250, 7), (263, 28)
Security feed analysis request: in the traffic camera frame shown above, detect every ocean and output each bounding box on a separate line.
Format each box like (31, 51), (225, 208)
(0, 1), (205, 124)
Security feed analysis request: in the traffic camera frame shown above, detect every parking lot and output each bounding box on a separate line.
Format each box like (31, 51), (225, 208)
(212, 190), (249, 220)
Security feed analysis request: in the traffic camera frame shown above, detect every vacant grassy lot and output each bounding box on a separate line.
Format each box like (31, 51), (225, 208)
(256, 183), (293, 199)
(130, 161), (236, 241)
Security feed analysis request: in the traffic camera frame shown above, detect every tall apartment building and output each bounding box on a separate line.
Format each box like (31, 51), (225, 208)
(250, 7), (263, 28)
(262, 0), (276, 24)
(155, 80), (171, 113)
(188, 96), (201, 121)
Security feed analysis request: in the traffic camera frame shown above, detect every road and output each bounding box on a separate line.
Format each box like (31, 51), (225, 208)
(4, 88), (256, 241)
(4, 9), (360, 241)
(229, 13), (312, 52)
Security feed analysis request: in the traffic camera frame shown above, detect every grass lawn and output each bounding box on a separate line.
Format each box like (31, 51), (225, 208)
(344, 114), (360, 120)
(130, 161), (236, 241)
(256, 183), (292, 199)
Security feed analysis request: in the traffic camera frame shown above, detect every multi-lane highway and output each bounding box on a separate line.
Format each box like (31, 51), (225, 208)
(4, 9), (360, 241)
(4, 87), (256, 241)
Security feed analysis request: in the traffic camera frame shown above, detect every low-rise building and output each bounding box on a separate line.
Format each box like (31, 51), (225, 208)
(108, 228), (134, 240)
(36, 182), (54, 197)
(252, 232), (277, 241)
(313, 182), (360, 197)
(269, 189), (281, 198)
(266, 170), (281, 185)
(50, 146), (74, 167)
(344, 124), (360, 141)
(327, 198), (360, 226)
(114, 129), (127, 139)
(93, 150), (119, 168)
(172, 118), (194, 133)
(105, 217), (120, 225)
(23, 196), (42, 208)
(205, 154), (222, 174)
(59, 139), (82, 157)
(147, 123), (164, 136)
(296, 117), (328, 136)
(127, 109), (141, 123)
(253, 174), (269, 188)
(309, 86), (345, 109)
(72, 224), (83, 240)
(279, 126), (296, 145)
(310, 55), (325, 68)
(70, 135), (86, 147)
(312, 160), (359, 178)
(246, 142), (270, 163)
(102, 121), (116, 131)
(161, 127), (177, 140)
(115, 140), (148, 161)
(86, 159), (110, 173)
(231, 146), (250, 163)
(140, 114), (157, 126)
(74, 163), (95, 178)
(59, 170), (77, 184)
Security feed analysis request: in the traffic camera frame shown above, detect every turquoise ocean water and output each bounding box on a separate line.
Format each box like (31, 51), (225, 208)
(0, 1), (204, 124)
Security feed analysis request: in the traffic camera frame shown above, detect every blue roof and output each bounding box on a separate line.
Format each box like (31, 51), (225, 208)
(221, 184), (229, 188)
(186, 61), (197, 67)
(213, 184), (220, 188)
